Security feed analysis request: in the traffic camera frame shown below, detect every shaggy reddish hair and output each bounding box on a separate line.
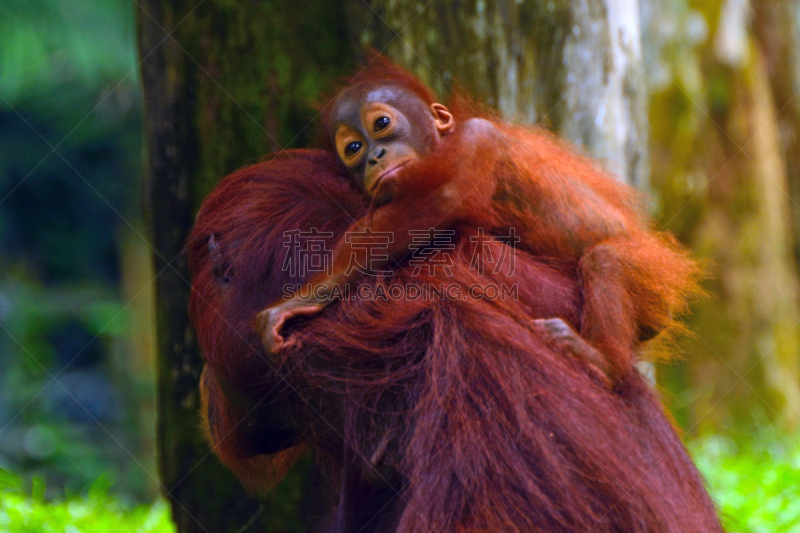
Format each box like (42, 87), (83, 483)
(187, 149), (722, 532)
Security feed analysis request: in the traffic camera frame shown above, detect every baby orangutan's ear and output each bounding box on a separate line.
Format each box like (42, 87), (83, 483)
(431, 103), (455, 135)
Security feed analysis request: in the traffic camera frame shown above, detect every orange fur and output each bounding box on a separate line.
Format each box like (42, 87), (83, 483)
(311, 62), (700, 378)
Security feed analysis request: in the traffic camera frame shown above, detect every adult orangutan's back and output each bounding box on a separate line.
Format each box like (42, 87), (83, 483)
(188, 149), (722, 532)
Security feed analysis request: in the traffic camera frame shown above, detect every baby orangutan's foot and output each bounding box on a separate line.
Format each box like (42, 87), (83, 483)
(533, 318), (612, 388)
(257, 299), (326, 353)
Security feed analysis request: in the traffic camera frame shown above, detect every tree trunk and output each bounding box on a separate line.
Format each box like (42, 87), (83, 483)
(753, 1), (800, 267)
(349, 0), (648, 187)
(137, 1), (351, 531)
(644, 0), (800, 434)
(139, 0), (649, 529)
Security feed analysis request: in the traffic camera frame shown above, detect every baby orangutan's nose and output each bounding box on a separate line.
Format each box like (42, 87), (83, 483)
(368, 147), (387, 166)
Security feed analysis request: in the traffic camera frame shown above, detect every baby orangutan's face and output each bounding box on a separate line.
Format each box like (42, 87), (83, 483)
(329, 84), (454, 201)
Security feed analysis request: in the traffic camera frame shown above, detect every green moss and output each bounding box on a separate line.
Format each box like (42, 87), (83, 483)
(173, 0), (353, 207)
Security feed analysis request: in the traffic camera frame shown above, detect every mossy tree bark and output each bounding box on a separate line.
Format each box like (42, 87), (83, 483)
(350, 0), (648, 187)
(137, 1), (351, 531)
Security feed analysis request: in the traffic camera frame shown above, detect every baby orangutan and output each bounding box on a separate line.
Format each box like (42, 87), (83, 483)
(259, 58), (697, 381)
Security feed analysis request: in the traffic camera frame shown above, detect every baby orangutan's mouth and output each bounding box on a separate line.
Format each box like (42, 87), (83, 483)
(369, 160), (409, 194)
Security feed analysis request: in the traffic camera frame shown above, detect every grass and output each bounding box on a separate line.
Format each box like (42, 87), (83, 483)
(691, 435), (800, 532)
(0, 470), (173, 533)
(1, 435), (798, 532)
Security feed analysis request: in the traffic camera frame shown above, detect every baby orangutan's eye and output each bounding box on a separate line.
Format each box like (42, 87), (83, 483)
(374, 116), (390, 132)
(345, 141), (362, 156)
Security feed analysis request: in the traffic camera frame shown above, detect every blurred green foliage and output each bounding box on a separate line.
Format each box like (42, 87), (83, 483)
(0, 0), (137, 105)
(0, 0), (150, 499)
(0, 0), (141, 281)
(692, 435), (800, 532)
(0, 469), (174, 532)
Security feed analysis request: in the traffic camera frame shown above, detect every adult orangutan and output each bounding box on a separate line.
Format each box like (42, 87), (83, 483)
(261, 56), (699, 382)
(187, 149), (722, 532)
